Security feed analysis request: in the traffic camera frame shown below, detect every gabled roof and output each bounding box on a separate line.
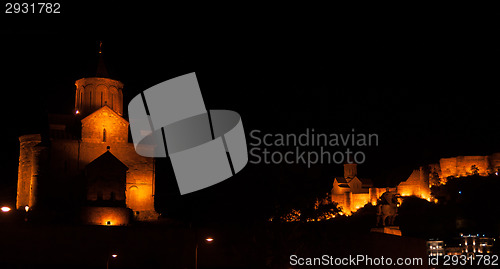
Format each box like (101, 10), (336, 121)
(81, 105), (129, 126)
(334, 177), (348, 184)
(86, 150), (128, 172)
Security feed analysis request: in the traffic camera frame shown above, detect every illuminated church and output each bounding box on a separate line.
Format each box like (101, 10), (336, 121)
(16, 50), (158, 225)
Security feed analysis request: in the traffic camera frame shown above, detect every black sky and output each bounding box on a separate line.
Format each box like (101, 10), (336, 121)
(1, 6), (498, 220)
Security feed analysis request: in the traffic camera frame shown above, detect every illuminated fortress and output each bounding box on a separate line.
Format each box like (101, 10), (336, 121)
(331, 154), (500, 214)
(16, 55), (158, 225)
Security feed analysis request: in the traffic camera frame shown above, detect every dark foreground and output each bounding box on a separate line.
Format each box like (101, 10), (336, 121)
(0, 218), (427, 269)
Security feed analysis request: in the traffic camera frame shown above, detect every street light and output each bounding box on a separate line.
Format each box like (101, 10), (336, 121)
(195, 237), (214, 269)
(1, 206), (11, 212)
(106, 253), (118, 269)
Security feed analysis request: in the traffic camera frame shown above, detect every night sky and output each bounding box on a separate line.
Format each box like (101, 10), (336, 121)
(1, 7), (498, 221)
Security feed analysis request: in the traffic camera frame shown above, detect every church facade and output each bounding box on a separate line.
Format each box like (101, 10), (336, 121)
(17, 64), (158, 225)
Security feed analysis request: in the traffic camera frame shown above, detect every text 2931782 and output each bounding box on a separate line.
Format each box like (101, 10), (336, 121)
(5, 3), (60, 14)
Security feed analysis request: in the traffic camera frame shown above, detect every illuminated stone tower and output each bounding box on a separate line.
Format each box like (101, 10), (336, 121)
(344, 163), (357, 178)
(16, 134), (44, 210)
(74, 52), (124, 116)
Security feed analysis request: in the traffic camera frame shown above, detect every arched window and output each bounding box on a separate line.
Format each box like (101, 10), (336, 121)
(103, 128), (107, 142)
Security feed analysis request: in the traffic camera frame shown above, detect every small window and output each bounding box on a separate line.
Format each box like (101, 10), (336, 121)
(103, 128), (106, 142)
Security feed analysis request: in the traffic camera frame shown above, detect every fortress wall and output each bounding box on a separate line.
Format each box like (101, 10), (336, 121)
(351, 193), (370, 211)
(457, 156), (489, 176)
(397, 167), (430, 199)
(397, 184), (416, 197)
(397, 181), (430, 199)
(440, 155), (492, 179)
(369, 188), (387, 204)
(440, 157), (458, 179)
(332, 192), (371, 213)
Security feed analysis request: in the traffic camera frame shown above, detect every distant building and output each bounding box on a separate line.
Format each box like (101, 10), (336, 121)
(17, 52), (158, 225)
(432, 154), (500, 184)
(330, 163), (377, 213)
(330, 163), (430, 214)
(427, 240), (444, 257)
(460, 234), (495, 255)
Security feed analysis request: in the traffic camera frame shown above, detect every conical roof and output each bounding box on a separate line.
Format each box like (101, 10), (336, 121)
(96, 53), (109, 78)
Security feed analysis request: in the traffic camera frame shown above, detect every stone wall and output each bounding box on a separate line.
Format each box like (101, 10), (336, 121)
(440, 155), (490, 178)
(16, 134), (42, 210)
(331, 192), (371, 214)
(397, 167), (430, 199)
(34, 139), (157, 220)
(81, 106), (129, 143)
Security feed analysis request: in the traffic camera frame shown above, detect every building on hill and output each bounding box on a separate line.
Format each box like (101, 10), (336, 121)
(330, 163), (430, 214)
(433, 154), (500, 184)
(329, 153), (500, 214)
(397, 166), (431, 200)
(16, 50), (158, 225)
(330, 163), (377, 213)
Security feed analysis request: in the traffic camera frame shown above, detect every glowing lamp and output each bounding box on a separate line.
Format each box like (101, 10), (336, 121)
(205, 237), (214, 242)
(24, 206), (29, 212)
(1, 206), (11, 212)
(111, 254), (118, 258)
(75, 109), (80, 115)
